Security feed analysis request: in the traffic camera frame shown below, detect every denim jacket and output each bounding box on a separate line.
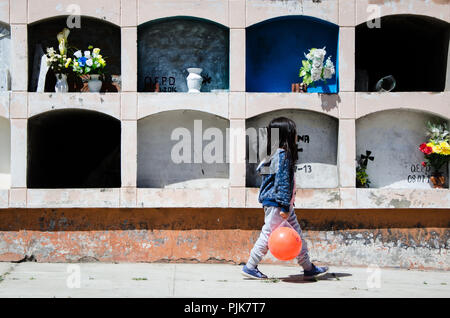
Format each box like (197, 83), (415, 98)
(256, 148), (294, 213)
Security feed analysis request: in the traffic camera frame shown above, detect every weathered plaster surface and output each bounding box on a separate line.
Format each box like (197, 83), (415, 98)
(0, 208), (448, 270)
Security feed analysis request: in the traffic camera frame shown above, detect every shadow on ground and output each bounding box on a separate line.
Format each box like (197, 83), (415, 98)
(280, 272), (352, 284)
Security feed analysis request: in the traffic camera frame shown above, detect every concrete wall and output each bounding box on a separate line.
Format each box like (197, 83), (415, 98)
(137, 110), (229, 188)
(0, 207), (448, 270)
(356, 109), (449, 189)
(0, 116), (10, 188)
(246, 109), (339, 188)
(138, 17), (229, 92)
(0, 0), (449, 269)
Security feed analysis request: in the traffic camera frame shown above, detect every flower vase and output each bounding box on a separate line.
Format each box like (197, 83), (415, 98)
(55, 73), (68, 93)
(299, 83), (308, 93)
(186, 68), (203, 93)
(88, 74), (102, 92)
(430, 171), (445, 189)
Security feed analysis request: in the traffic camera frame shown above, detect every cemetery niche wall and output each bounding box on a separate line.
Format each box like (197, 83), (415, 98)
(356, 15), (450, 92)
(27, 16), (121, 92)
(246, 109), (339, 189)
(246, 15), (339, 93)
(138, 17), (229, 93)
(137, 110), (229, 188)
(27, 109), (121, 189)
(0, 116), (9, 189)
(356, 109), (449, 189)
(0, 22), (10, 91)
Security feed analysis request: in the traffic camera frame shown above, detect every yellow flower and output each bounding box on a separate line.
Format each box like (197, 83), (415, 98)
(439, 141), (450, 155)
(65, 58), (72, 68)
(74, 61), (79, 67)
(93, 48), (100, 54)
(433, 144), (443, 154)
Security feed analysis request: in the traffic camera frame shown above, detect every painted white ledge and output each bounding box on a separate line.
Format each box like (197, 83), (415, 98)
(246, 93), (340, 119)
(0, 91), (10, 119)
(137, 188), (229, 208)
(138, 92), (229, 120)
(356, 188), (450, 209)
(246, 0), (339, 27)
(0, 189), (8, 208)
(356, 92), (450, 119)
(27, 188), (120, 208)
(28, 93), (121, 120)
(246, 187), (342, 209)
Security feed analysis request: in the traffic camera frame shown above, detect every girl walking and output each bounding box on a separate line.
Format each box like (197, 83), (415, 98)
(242, 117), (328, 281)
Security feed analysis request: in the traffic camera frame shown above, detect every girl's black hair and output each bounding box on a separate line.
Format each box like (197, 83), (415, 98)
(266, 117), (298, 176)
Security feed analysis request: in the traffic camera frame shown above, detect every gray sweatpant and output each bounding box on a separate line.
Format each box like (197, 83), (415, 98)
(246, 205), (312, 270)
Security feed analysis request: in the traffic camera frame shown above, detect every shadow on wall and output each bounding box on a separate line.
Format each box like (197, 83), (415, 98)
(0, 208), (449, 231)
(138, 16), (230, 92)
(246, 15), (339, 93)
(27, 109), (121, 188)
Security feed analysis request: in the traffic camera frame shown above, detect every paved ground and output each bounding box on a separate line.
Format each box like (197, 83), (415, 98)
(0, 262), (449, 298)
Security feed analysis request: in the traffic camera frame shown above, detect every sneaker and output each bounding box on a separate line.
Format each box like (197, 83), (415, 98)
(303, 263), (329, 281)
(241, 265), (268, 280)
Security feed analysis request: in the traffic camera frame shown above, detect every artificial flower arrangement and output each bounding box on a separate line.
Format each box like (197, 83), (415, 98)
(72, 46), (106, 75)
(419, 121), (450, 188)
(298, 47), (335, 90)
(72, 46), (107, 92)
(45, 28), (73, 92)
(44, 28), (107, 92)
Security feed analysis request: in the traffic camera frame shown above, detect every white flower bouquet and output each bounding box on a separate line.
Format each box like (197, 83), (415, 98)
(299, 47), (335, 87)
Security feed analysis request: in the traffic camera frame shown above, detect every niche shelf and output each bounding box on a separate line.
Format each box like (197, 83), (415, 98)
(27, 16), (121, 93)
(356, 109), (450, 189)
(137, 110), (230, 189)
(246, 16), (339, 93)
(246, 109), (339, 189)
(27, 109), (121, 189)
(0, 22), (11, 91)
(138, 16), (229, 93)
(356, 15), (450, 92)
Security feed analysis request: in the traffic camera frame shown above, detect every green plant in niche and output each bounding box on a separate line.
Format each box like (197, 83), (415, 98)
(356, 150), (374, 188)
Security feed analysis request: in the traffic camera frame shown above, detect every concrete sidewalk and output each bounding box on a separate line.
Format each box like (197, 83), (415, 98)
(0, 262), (448, 298)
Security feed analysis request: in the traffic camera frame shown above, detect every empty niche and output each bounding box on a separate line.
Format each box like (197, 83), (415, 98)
(356, 15), (450, 92)
(27, 109), (121, 188)
(0, 117), (10, 189)
(0, 22), (11, 91)
(356, 109), (449, 189)
(138, 16), (229, 92)
(246, 109), (338, 188)
(137, 110), (229, 188)
(28, 16), (121, 92)
(246, 16), (339, 93)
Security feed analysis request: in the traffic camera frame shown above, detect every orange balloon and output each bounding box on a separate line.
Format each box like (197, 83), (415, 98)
(268, 227), (302, 261)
